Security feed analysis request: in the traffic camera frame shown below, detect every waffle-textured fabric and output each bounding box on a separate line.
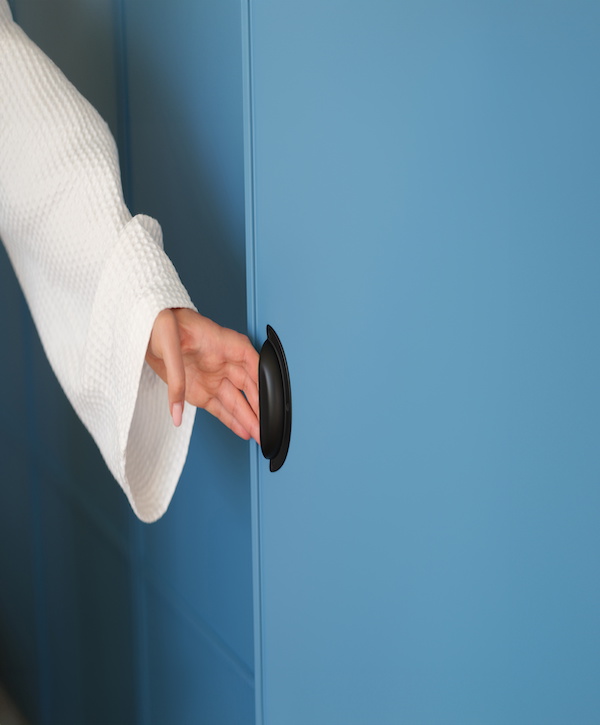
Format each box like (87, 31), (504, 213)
(0, 0), (197, 522)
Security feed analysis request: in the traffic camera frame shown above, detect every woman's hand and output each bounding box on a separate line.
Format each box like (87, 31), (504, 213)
(145, 308), (260, 444)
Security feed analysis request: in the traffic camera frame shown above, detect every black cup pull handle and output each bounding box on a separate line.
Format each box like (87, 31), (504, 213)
(259, 325), (292, 472)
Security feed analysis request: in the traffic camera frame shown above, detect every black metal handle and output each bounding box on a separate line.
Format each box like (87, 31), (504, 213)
(259, 325), (292, 472)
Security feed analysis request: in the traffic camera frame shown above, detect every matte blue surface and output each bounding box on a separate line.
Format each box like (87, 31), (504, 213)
(0, 257), (37, 718)
(144, 418), (255, 668)
(245, 2), (600, 723)
(1, 1), (254, 723)
(124, 1), (256, 715)
(12, 0), (119, 133)
(37, 479), (136, 725)
(145, 583), (254, 725)
(0, 444), (38, 717)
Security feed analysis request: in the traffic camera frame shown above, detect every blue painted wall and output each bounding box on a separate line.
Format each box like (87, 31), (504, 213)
(0, 1), (254, 723)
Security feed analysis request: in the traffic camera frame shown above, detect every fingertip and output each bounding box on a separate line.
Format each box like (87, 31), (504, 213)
(171, 401), (184, 427)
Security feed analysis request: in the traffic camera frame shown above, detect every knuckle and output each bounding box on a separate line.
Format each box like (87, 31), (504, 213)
(170, 380), (186, 399)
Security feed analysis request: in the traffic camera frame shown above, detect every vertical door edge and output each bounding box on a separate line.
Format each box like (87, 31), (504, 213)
(241, 1), (264, 723)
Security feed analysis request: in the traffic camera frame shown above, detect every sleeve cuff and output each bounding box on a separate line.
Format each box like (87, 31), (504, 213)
(82, 214), (196, 522)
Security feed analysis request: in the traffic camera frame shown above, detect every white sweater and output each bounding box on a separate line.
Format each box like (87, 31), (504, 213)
(0, 0), (196, 522)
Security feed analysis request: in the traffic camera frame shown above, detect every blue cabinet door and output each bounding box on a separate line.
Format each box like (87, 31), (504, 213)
(244, 2), (600, 723)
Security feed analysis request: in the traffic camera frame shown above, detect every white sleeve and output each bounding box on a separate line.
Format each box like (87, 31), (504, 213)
(0, 1), (197, 522)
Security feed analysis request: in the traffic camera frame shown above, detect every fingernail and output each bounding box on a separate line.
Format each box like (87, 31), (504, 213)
(172, 402), (183, 427)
